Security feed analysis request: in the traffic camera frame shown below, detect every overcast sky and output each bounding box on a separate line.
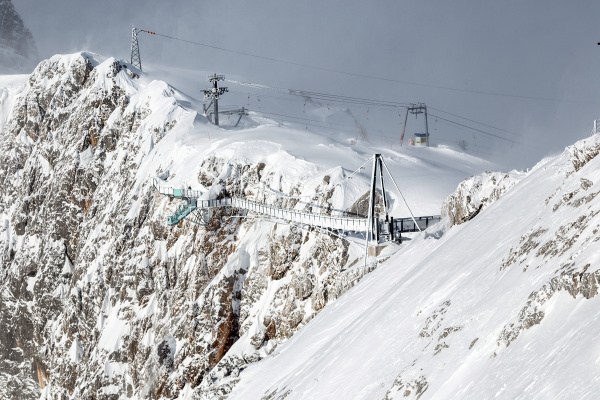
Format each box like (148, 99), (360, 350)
(12, 0), (600, 169)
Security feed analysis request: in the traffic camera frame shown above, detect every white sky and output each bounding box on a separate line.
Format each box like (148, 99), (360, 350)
(13, 0), (600, 169)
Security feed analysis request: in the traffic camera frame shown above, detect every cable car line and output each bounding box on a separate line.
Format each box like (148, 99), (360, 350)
(138, 33), (521, 145)
(143, 30), (557, 102)
(227, 79), (524, 141)
(428, 114), (515, 143)
(428, 106), (521, 137)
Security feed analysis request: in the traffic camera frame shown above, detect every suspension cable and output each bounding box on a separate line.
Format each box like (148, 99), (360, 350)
(380, 158), (422, 232)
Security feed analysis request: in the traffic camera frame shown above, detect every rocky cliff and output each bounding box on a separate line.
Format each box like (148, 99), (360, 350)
(0, 53), (374, 399)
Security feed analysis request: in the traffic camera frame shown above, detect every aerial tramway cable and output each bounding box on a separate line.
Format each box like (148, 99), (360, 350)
(427, 113), (514, 142)
(136, 29), (522, 147)
(140, 29), (556, 102)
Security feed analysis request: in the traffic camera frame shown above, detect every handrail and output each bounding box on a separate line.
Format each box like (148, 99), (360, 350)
(154, 180), (439, 233)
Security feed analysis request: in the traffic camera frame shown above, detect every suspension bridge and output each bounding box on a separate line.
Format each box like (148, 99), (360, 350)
(154, 154), (441, 243)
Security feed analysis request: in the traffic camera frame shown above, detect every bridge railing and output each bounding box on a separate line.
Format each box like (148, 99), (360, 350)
(392, 215), (441, 233)
(153, 179), (439, 234)
(231, 197), (368, 232)
(152, 178), (204, 199)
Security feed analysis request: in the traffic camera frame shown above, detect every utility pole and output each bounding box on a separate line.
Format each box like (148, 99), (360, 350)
(202, 74), (228, 126)
(400, 108), (408, 146)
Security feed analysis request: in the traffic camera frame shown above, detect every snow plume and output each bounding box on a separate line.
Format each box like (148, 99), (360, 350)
(0, 0), (38, 73)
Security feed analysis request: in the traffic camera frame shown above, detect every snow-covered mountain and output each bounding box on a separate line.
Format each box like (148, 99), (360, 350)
(1, 51), (598, 399)
(230, 136), (600, 399)
(0, 0), (38, 74)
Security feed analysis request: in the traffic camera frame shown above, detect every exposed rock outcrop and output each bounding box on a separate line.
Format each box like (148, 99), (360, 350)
(442, 170), (524, 226)
(0, 53), (371, 399)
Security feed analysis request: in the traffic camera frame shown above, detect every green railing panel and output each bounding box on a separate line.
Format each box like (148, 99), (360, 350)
(167, 201), (198, 226)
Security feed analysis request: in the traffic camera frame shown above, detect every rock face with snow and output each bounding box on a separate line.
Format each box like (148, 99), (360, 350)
(5, 50), (599, 400)
(441, 170), (524, 226)
(0, 0), (38, 73)
(0, 53), (376, 399)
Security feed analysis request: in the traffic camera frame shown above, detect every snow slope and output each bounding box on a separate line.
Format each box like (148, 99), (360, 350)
(230, 135), (600, 399)
(131, 61), (496, 217)
(0, 74), (28, 131)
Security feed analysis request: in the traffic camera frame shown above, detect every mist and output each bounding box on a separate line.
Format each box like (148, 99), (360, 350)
(12, 0), (600, 169)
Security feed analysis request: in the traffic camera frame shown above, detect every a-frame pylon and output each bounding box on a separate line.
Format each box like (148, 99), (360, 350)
(363, 153), (424, 265)
(366, 154), (389, 243)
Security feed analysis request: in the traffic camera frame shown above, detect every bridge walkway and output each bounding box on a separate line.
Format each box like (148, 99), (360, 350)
(154, 180), (440, 236)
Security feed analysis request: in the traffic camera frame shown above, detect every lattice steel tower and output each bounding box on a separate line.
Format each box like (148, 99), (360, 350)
(130, 28), (142, 70)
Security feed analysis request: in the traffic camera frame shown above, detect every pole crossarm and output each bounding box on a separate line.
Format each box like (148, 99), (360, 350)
(202, 74), (228, 125)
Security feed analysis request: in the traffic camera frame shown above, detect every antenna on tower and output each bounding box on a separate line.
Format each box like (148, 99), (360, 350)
(202, 74), (228, 126)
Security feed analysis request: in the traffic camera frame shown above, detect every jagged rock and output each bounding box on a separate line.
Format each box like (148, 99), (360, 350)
(291, 272), (314, 300)
(419, 300), (451, 338)
(566, 134), (600, 173)
(497, 269), (600, 349)
(384, 375), (429, 400)
(348, 190), (386, 217)
(442, 171), (523, 226)
(267, 228), (302, 280)
(0, 52), (370, 399)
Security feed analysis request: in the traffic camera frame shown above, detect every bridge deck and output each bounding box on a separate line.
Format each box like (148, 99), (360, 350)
(154, 180), (440, 235)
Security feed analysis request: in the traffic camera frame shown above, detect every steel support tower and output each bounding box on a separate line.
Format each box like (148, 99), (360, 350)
(202, 74), (228, 126)
(406, 103), (429, 146)
(130, 28), (143, 70)
(367, 154), (390, 243)
(130, 28), (155, 72)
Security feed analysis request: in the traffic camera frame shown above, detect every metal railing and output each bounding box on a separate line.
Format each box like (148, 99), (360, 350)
(154, 179), (368, 232)
(167, 199), (198, 226)
(230, 197), (368, 232)
(154, 179), (440, 234)
(391, 215), (441, 233)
